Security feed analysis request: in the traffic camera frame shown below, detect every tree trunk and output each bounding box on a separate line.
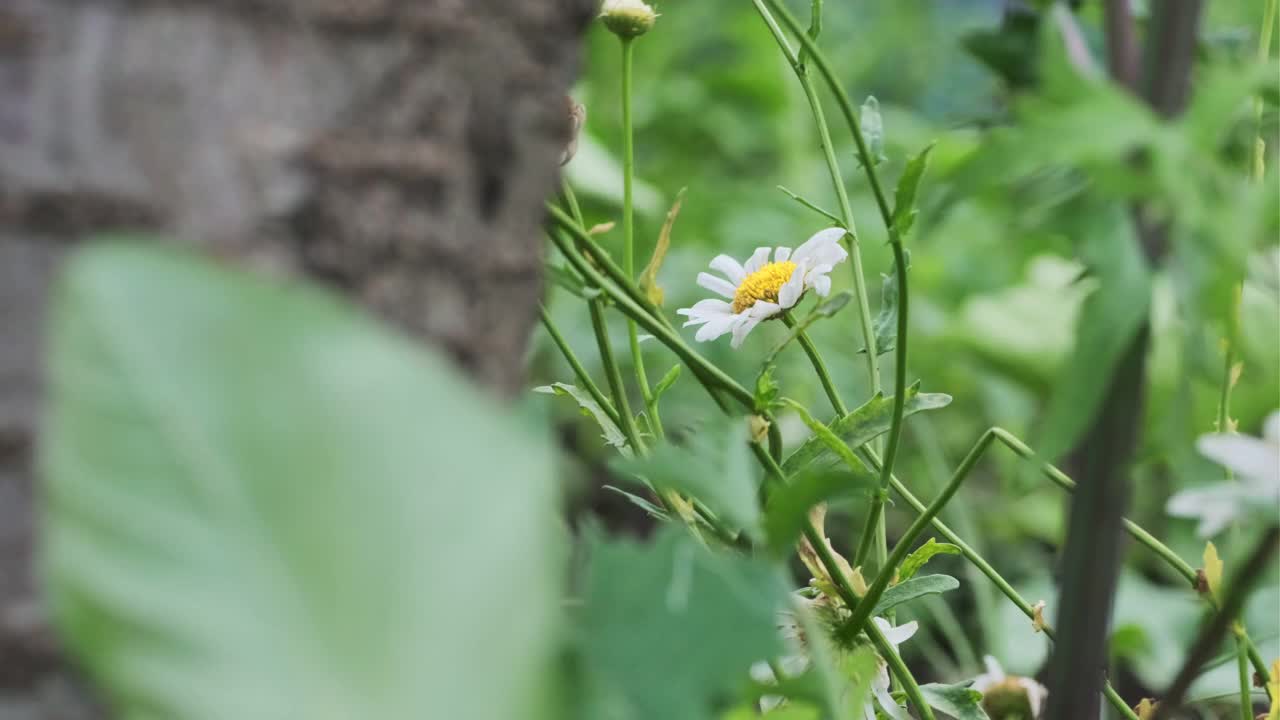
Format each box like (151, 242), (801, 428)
(0, 0), (592, 714)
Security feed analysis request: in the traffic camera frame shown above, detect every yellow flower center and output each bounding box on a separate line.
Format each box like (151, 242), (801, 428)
(732, 260), (797, 314)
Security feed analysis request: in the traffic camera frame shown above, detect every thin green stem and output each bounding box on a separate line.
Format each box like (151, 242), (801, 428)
(782, 314), (849, 416)
(1236, 636), (1254, 720)
(545, 223), (755, 410)
(538, 306), (620, 428)
(751, 445), (933, 720)
(589, 300), (644, 454)
(748, 0), (881, 396)
(618, 36), (661, 440)
(759, 0), (912, 579)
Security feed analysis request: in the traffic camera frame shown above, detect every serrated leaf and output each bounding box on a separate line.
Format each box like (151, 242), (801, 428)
(579, 527), (788, 720)
(871, 574), (960, 616)
(612, 415), (759, 534)
(755, 363), (781, 413)
(653, 364), (682, 399)
(764, 467), (878, 555)
(44, 242), (562, 720)
(891, 143), (935, 238)
(639, 188), (686, 306)
(1036, 203), (1151, 462)
(898, 538), (961, 582)
(920, 682), (990, 720)
(860, 251), (910, 356)
(782, 383), (952, 475)
(535, 382), (628, 455)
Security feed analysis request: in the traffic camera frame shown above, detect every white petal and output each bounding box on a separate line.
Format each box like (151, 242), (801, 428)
(744, 246), (772, 273)
(730, 316), (762, 348)
(1265, 411), (1280, 445)
(792, 227), (848, 265)
(1196, 434), (1280, 485)
(1019, 678), (1050, 716)
(874, 682), (909, 720)
(775, 246), (792, 262)
(749, 300), (782, 319)
(874, 617), (918, 648)
(697, 272), (739, 300)
(678, 299), (734, 326)
(695, 313), (740, 342)
(982, 655), (1005, 680)
(778, 262), (807, 308)
(709, 254), (747, 284)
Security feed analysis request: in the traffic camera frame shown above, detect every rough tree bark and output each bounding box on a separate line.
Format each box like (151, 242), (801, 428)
(0, 0), (594, 716)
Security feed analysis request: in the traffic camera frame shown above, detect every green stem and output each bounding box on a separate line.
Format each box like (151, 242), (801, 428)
(749, 0), (881, 397)
(783, 314), (849, 416)
(1236, 635), (1254, 720)
(618, 36), (661, 441)
(760, 0), (912, 579)
(538, 306), (620, 428)
(589, 300), (644, 454)
(545, 224), (754, 410)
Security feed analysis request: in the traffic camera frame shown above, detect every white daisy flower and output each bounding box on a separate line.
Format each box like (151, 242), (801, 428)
(970, 655), (1049, 719)
(677, 228), (849, 348)
(1167, 410), (1280, 537)
(600, 0), (658, 37)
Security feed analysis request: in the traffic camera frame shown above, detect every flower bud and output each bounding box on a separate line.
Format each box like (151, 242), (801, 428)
(600, 0), (658, 38)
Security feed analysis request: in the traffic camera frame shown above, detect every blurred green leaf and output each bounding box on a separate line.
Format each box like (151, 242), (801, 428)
(920, 682), (990, 720)
(578, 527), (788, 720)
(871, 574), (960, 616)
(536, 382), (629, 454)
(764, 467), (878, 555)
(860, 96), (887, 168)
(782, 383), (953, 475)
(861, 251), (910, 356)
(44, 242), (563, 720)
(898, 538), (962, 582)
(891, 143), (935, 238)
(1036, 203), (1151, 462)
(613, 416), (759, 534)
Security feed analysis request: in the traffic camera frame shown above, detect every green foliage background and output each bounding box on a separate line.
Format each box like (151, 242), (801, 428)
(540, 0), (1279, 696)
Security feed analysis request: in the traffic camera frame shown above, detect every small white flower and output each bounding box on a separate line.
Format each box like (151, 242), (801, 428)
(600, 0), (658, 37)
(1167, 410), (1280, 537)
(865, 617), (918, 720)
(677, 228), (849, 348)
(970, 655), (1048, 719)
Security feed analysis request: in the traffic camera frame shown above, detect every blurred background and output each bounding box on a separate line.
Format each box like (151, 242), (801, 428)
(537, 0), (1279, 705)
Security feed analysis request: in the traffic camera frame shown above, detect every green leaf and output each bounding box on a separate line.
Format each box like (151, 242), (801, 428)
(860, 96), (886, 168)
(43, 242), (563, 720)
(891, 143), (935, 238)
(898, 538), (962, 582)
(764, 467), (877, 555)
(653, 364), (682, 400)
(1036, 202), (1151, 461)
(920, 682), (991, 720)
(755, 363), (781, 413)
(579, 527), (788, 720)
(872, 574), (960, 616)
(782, 383), (952, 475)
(638, 188), (686, 306)
(613, 416), (759, 534)
(535, 381), (629, 455)
(860, 251), (910, 356)
(814, 290), (854, 318)
(603, 485), (670, 521)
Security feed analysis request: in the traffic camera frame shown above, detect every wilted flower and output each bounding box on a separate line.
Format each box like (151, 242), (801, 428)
(971, 655), (1049, 720)
(1167, 410), (1280, 537)
(677, 228), (849, 348)
(600, 0), (658, 38)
